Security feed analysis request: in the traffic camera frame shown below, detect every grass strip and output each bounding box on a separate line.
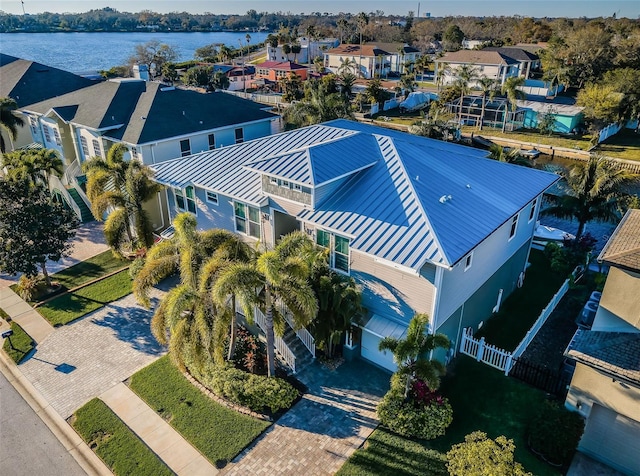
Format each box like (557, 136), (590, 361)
(52, 250), (130, 290)
(72, 398), (174, 476)
(37, 270), (132, 326)
(129, 356), (270, 466)
(2, 321), (35, 364)
(0, 307), (8, 320)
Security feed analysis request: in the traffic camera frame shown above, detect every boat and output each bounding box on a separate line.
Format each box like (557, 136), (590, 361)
(532, 223), (575, 249)
(521, 149), (541, 159)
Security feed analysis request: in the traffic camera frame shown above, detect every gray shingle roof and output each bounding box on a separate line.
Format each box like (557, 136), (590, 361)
(482, 47), (540, 62)
(567, 329), (640, 386)
(436, 50), (519, 65)
(22, 79), (277, 144)
(0, 54), (94, 107)
(597, 209), (640, 272)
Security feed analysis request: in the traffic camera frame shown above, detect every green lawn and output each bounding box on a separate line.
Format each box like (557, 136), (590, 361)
(2, 321), (35, 364)
(597, 128), (640, 161)
(37, 270), (133, 326)
(476, 250), (566, 350)
(0, 307), (8, 320)
(340, 357), (560, 476)
(129, 356), (270, 466)
(72, 398), (174, 476)
(51, 250), (129, 290)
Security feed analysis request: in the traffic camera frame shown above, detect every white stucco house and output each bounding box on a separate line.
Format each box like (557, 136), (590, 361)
(434, 50), (521, 86)
(149, 119), (559, 371)
(564, 209), (640, 476)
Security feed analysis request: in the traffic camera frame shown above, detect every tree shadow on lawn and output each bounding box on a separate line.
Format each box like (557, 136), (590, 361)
(89, 297), (165, 356)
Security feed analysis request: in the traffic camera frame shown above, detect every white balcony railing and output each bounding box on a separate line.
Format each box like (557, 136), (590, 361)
(279, 302), (316, 358)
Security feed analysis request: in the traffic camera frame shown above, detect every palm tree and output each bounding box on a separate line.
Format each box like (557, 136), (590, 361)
(1, 148), (63, 186)
(218, 45), (232, 64)
(83, 143), (161, 255)
(477, 77), (498, 131)
(337, 57), (358, 76)
(487, 144), (531, 167)
(213, 232), (319, 377)
(454, 64), (480, 123)
(378, 313), (450, 397)
(500, 76), (526, 132)
(284, 80), (354, 128)
(399, 75), (417, 96)
(541, 155), (639, 240)
(435, 62), (450, 92)
(338, 72), (357, 98)
(0, 97), (25, 153)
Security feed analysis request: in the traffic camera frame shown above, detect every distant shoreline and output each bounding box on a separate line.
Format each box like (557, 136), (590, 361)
(1, 29), (269, 34)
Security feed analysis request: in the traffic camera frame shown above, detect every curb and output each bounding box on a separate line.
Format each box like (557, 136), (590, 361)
(0, 349), (112, 476)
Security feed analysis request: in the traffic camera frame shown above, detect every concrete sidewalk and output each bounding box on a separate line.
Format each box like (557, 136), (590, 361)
(0, 286), (53, 343)
(101, 383), (216, 476)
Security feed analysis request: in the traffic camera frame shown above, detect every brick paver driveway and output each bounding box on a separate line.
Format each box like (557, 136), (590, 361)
(222, 360), (390, 476)
(19, 288), (166, 418)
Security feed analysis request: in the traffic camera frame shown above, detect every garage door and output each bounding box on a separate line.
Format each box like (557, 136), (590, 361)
(579, 404), (640, 476)
(360, 330), (397, 372)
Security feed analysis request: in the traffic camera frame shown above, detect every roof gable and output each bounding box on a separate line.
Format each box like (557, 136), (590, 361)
(598, 209), (640, 272)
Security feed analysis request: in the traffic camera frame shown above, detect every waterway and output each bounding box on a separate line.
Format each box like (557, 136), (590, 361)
(0, 31), (269, 73)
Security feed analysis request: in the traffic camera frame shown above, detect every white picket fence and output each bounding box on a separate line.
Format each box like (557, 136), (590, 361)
(236, 301), (297, 373)
(278, 302), (316, 358)
(459, 272), (572, 375)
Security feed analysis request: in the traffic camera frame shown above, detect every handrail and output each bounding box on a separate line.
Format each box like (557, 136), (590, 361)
(49, 174), (82, 221)
(279, 302), (316, 358)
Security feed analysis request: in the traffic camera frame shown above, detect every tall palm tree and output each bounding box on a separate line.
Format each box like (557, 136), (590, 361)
(218, 45), (232, 64)
(541, 155), (639, 240)
(283, 80), (354, 129)
(1, 148), (63, 186)
(337, 57), (358, 76)
(477, 77), (498, 131)
(338, 72), (357, 98)
(0, 97), (25, 153)
(213, 232), (319, 377)
(378, 313), (450, 397)
(435, 62), (450, 92)
(83, 143), (161, 254)
(454, 64), (480, 122)
(500, 76), (526, 132)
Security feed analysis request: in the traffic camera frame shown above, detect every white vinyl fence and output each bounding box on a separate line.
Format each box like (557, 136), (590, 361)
(459, 271), (573, 375)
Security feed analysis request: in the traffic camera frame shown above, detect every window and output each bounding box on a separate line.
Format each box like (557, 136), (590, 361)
(208, 134), (216, 150)
(43, 125), (52, 143)
(234, 128), (244, 144)
(131, 147), (138, 159)
(234, 202), (260, 238)
(316, 229), (350, 273)
(206, 191), (218, 205)
(92, 139), (101, 157)
(293, 183), (302, 191)
(528, 198), (537, 222)
(509, 214), (518, 240)
(180, 139), (191, 157)
(53, 127), (62, 146)
(29, 117), (38, 136)
(464, 252), (473, 271)
(185, 186), (197, 214)
(280, 180), (290, 188)
(80, 136), (89, 156)
(270, 176), (278, 185)
(174, 188), (185, 210)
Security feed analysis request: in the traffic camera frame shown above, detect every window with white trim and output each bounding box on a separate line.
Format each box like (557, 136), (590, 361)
(131, 147), (138, 159)
(174, 186), (197, 214)
(29, 117), (38, 136)
(234, 128), (244, 144)
(174, 188), (185, 211)
(80, 136), (89, 156)
(180, 139), (191, 157)
(270, 176), (278, 185)
(528, 198), (537, 222)
(206, 191), (218, 205)
(53, 127), (62, 146)
(43, 126), (52, 143)
(316, 229), (350, 273)
(464, 252), (473, 271)
(509, 214), (518, 240)
(234, 202), (260, 238)
(92, 139), (101, 157)
(208, 134), (216, 150)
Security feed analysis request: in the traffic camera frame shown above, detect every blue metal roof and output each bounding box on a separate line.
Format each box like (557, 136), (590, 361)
(244, 132), (380, 186)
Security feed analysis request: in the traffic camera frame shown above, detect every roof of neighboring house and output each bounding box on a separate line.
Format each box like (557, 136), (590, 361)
(0, 53), (94, 107)
(597, 266), (640, 329)
(567, 329), (640, 386)
(152, 120), (558, 269)
(373, 43), (420, 54)
(517, 99), (584, 116)
(255, 61), (308, 71)
(436, 50), (519, 65)
(326, 44), (392, 57)
(597, 209), (640, 272)
(482, 47), (539, 61)
(22, 80), (277, 145)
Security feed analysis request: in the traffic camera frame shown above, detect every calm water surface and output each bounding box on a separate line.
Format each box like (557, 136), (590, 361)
(0, 31), (268, 73)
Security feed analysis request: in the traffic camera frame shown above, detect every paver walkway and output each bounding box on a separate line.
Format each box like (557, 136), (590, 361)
(0, 286), (54, 343)
(221, 360), (390, 476)
(101, 383), (216, 476)
(19, 289), (166, 418)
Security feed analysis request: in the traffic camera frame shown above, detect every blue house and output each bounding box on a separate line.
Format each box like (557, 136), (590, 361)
(151, 120), (559, 371)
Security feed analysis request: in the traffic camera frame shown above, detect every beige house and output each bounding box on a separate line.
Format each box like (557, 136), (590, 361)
(564, 209), (640, 476)
(434, 50), (520, 87)
(324, 44), (392, 79)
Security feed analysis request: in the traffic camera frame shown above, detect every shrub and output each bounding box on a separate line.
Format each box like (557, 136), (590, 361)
(231, 326), (267, 375)
(446, 431), (532, 476)
(128, 256), (145, 280)
(527, 400), (584, 466)
(16, 274), (40, 301)
(544, 234), (597, 276)
(377, 387), (453, 439)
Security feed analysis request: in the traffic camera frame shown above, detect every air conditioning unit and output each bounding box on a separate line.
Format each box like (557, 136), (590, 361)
(576, 300), (599, 330)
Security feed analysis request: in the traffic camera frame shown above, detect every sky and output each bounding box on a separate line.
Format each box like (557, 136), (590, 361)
(1, 0), (638, 18)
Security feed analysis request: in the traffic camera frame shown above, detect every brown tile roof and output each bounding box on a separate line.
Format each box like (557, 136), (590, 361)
(255, 61), (308, 71)
(436, 50), (518, 65)
(597, 209), (640, 272)
(566, 329), (640, 386)
(326, 44), (391, 57)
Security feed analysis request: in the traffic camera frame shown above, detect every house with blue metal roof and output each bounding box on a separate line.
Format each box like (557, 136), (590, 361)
(151, 119), (559, 371)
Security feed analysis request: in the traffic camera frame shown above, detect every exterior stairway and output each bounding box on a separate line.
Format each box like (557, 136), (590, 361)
(281, 323), (315, 373)
(66, 187), (94, 222)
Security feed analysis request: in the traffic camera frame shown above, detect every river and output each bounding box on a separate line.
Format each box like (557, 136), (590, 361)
(0, 31), (269, 73)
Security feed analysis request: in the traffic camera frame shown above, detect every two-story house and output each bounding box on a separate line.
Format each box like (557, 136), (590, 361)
(564, 209), (640, 476)
(324, 44), (393, 79)
(434, 50), (520, 86)
(149, 119), (559, 371)
(267, 37), (340, 64)
(253, 61), (309, 90)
